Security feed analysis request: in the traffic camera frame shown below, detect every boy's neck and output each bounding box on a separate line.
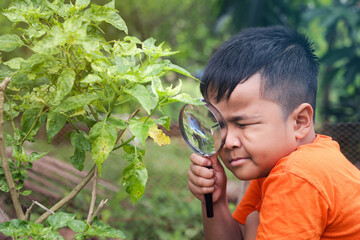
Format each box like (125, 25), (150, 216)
(298, 127), (316, 146)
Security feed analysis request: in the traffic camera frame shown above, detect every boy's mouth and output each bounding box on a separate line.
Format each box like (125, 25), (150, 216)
(229, 158), (250, 167)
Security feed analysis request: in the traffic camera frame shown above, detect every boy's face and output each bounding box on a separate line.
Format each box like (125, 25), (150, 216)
(210, 73), (298, 180)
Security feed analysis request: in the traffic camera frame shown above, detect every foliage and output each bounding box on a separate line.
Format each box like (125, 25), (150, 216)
(0, 0), (200, 238)
(112, 187), (204, 240)
(303, 0), (360, 122)
(0, 212), (125, 240)
(115, 0), (227, 73)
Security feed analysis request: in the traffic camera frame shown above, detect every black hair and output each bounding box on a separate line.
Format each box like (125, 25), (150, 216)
(200, 26), (319, 119)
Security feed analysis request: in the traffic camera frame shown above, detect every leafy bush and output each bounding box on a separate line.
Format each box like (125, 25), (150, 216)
(0, 0), (200, 238)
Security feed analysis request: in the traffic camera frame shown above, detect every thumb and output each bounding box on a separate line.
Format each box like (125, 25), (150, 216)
(208, 154), (224, 172)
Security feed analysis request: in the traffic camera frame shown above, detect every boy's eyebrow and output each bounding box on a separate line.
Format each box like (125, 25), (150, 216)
(227, 114), (261, 122)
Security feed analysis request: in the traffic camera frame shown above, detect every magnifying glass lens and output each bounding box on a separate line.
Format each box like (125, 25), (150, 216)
(179, 102), (226, 157)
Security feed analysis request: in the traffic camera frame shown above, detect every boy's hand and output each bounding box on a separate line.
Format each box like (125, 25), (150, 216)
(188, 153), (227, 203)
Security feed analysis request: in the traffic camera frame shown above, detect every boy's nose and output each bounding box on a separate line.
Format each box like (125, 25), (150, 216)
(223, 132), (241, 150)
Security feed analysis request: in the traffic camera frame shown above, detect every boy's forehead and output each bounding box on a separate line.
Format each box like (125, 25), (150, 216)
(206, 73), (264, 103)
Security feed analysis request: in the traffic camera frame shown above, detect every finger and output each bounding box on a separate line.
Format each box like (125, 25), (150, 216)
(208, 154), (224, 172)
(190, 153), (212, 167)
(189, 162), (214, 178)
(188, 168), (216, 188)
(188, 178), (215, 195)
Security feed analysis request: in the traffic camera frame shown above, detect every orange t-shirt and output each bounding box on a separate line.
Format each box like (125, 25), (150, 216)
(232, 135), (360, 240)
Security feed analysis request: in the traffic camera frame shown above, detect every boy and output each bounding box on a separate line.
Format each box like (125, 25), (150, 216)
(188, 26), (360, 239)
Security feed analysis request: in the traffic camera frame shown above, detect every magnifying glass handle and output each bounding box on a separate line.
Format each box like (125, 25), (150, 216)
(204, 165), (214, 218)
(205, 193), (213, 218)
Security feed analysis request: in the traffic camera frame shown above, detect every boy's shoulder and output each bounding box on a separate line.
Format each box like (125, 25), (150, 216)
(266, 134), (360, 195)
(273, 134), (343, 175)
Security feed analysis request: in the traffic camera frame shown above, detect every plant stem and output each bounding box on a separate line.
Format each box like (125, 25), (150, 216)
(0, 77), (25, 220)
(35, 164), (97, 223)
(87, 165), (98, 223)
(115, 108), (140, 145)
(87, 199), (108, 225)
(20, 107), (48, 146)
(88, 105), (99, 122)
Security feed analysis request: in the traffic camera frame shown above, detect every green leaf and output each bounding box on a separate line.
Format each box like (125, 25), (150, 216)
(20, 190), (32, 196)
(81, 74), (102, 84)
(47, 212), (76, 230)
(0, 178), (9, 192)
(124, 84), (157, 114)
(89, 121), (117, 175)
(46, 111), (67, 143)
(84, 4), (128, 34)
(122, 156), (148, 204)
(165, 62), (197, 80)
(55, 69), (76, 102)
(71, 131), (91, 151)
(70, 131), (91, 171)
(54, 93), (99, 112)
(31, 25), (67, 53)
(108, 116), (127, 129)
(129, 119), (151, 146)
(68, 219), (86, 233)
(3, 57), (25, 69)
(0, 219), (43, 236)
(86, 218), (126, 238)
(152, 116), (171, 131)
(70, 149), (86, 171)
(75, 0), (90, 9)
(0, 34), (24, 52)
(29, 151), (48, 162)
(21, 107), (47, 138)
(168, 93), (204, 105)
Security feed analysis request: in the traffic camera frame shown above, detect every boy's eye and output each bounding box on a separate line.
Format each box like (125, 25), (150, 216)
(211, 122), (226, 129)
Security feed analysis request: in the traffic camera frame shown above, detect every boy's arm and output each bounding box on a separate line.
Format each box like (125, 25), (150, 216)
(188, 153), (244, 239)
(244, 210), (259, 240)
(202, 200), (244, 240)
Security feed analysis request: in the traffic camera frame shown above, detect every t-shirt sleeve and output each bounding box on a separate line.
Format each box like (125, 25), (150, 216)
(232, 179), (262, 224)
(256, 173), (329, 240)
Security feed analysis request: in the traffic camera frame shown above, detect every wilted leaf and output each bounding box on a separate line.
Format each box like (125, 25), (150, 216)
(148, 124), (170, 146)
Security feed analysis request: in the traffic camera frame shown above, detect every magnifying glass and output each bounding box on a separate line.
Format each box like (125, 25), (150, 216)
(179, 99), (227, 218)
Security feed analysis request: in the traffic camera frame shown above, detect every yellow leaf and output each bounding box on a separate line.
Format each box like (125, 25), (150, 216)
(148, 124), (170, 146)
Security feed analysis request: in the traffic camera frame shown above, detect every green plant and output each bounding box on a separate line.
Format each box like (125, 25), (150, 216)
(0, 0), (200, 238)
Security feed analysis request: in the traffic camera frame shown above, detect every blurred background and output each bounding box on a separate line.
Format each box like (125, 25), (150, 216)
(1, 0), (360, 239)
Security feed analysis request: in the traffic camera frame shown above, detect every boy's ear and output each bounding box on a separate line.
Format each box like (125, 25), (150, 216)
(291, 103), (314, 140)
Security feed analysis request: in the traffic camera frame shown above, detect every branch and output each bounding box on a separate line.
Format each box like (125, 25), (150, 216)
(86, 165), (98, 223)
(35, 164), (97, 223)
(87, 199), (108, 225)
(115, 108), (140, 145)
(24, 201), (35, 220)
(0, 77), (25, 220)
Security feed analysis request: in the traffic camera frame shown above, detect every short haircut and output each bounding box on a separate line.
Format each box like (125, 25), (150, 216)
(200, 26), (319, 119)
